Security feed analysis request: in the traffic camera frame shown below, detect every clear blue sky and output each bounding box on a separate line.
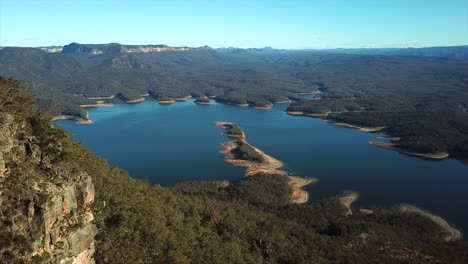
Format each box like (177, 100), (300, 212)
(0, 0), (467, 49)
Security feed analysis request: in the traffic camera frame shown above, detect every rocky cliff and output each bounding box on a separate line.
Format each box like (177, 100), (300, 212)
(60, 42), (211, 55)
(0, 95), (97, 264)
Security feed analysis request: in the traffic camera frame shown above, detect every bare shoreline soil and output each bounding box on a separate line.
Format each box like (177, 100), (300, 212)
(216, 122), (317, 204)
(369, 141), (449, 159)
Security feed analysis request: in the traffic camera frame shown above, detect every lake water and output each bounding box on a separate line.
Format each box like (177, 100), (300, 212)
(57, 99), (468, 232)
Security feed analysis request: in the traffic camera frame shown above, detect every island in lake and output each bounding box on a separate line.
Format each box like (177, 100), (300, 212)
(216, 122), (317, 204)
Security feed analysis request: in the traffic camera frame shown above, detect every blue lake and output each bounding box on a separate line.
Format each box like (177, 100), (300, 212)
(57, 99), (468, 232)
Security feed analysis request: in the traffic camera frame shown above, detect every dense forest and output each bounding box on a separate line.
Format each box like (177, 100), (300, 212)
(1, 78), (467, 263)
(0, 43), (313, 117)
(0, 43), (467, 158)
(218, 45), (468, 61)
(282, 54), (468, 158)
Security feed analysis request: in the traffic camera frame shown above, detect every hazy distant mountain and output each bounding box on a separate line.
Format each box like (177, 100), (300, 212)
(217, 45), (468, 61)
(10, 43), (468, 61)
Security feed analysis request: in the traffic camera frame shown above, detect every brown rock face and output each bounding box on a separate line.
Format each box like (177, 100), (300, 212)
(0, 111), (97, 264)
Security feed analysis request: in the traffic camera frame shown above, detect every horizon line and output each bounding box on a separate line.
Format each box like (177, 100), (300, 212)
(1, 43), (467, 50)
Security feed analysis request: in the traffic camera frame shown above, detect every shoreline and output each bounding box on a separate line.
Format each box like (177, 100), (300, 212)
(337, 192), (359, 216)
(254, 105), (273, 110)
(274, 100), (292, 104)
(215, 122), (246, 140)
(286, 111), (305, 115)
(397, 205), (461, 242)
(216, 122), (317, 204)
(286, 110), (449, 160)
(369, 141), (449, 159)
(324, 120), (386, 132)
(126, 97), (146, 104)
(158, 100), (176, 104)
(51, 115), (93, 124)
(62, 95), (454, 161)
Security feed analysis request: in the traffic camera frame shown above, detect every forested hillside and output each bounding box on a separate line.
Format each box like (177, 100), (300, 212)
(0, 43), (314, 117)
(1, 78), (467, 263)
(0, 43), (467, 158)
(282, 54), (468, 158)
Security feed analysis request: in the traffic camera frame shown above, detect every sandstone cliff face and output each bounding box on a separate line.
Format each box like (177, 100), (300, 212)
(60, 42), (211, 56)
(0, 112), (97, 264)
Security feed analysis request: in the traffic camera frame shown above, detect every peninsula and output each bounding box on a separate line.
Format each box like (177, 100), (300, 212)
(216, 122), (317, 203)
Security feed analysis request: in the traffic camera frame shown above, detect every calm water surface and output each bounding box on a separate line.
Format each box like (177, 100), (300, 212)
(57, 99), (468, 232)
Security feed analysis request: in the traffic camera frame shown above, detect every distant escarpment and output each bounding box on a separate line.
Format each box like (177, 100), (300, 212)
(61, 42), (211, 56)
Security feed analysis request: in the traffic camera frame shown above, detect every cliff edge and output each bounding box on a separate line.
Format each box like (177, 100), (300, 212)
(0, 78), (96, 264)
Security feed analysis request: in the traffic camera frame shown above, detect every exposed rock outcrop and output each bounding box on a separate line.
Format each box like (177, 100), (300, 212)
(61, 42), (211, 56)
(0, 111), (97, 264)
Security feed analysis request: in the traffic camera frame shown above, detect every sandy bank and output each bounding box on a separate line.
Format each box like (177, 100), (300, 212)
(237, 104), (250, 107)
(289, 176), (319, 204)
(217, 122), (317, 204)
(158, 100), (176, 104)
(369, 141), (449, 159)
(287, 111), (328, 117)
(140, 93), (150, 97)
(216, 122), (246, 140)
(286, 111), (305, 115)
(274, 100), (292, 104)
(220, 140), (287, 176)
(254, 105), (273, 110)
(291, 114), (444, 160)
(51, 115), (92, 124)
(126, 98), (146, 104)
(75, 119), (93, 124)
(51, 115), (76, 122)
(326, 121), (386, 132)
(338, 192), (359, 216)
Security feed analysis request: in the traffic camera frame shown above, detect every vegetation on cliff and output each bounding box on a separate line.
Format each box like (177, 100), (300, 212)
(0, 77), (96, 263)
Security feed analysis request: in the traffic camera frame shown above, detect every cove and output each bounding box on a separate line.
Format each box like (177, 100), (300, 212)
(57, 99), (468, 232)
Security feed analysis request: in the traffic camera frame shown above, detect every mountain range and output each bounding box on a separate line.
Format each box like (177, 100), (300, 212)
(0, 42), (467, 159)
